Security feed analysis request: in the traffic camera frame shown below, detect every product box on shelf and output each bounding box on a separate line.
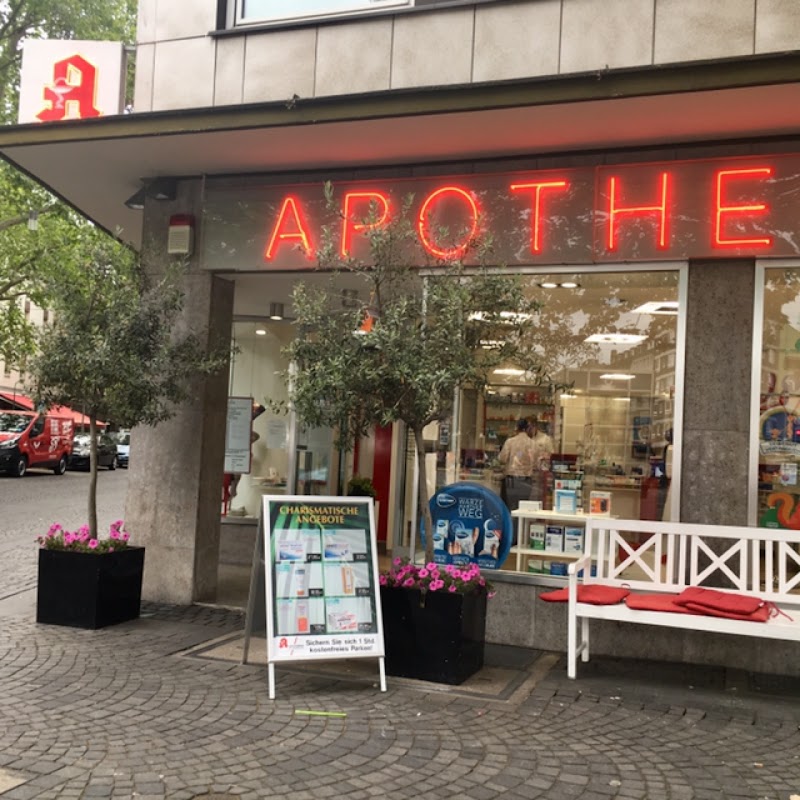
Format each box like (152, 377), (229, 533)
(554, 489), (578, 513)
(527, 557), (545, 574)
(549, 561), (568, 576)
(564, 527), (584, 553)
(589, 491), (612, 515)
(545, 525), (564, 552)
(528, 523), (546, 550)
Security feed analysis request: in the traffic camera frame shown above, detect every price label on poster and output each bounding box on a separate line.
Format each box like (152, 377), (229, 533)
(263, 495), (384, 664)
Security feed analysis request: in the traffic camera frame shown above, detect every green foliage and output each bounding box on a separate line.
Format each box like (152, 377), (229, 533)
(27, 245), (228, 537)
(285, 185), (558, 561)
(0, 0), (137, 368)
(346, 474), (377, 498)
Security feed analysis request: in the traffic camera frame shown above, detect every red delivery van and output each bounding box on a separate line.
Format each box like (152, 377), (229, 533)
(0, 410), (74, 477)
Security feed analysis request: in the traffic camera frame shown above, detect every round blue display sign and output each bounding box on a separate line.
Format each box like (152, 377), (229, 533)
(425, 482), (512, 570)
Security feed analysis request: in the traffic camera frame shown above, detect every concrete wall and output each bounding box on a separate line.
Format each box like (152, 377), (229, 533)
(134, 0), (800, 111)
(125, 179), (234, 605)
(682, 260), (755, 526)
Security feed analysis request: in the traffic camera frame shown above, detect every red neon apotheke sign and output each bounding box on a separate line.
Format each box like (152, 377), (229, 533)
(249, 155), (795, 268)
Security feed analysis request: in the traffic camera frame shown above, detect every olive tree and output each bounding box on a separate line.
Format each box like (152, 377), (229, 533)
(283, 190), (556, 562)
(27, 236), (227, 538)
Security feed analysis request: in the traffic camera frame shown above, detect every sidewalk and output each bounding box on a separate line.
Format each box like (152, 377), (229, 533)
(1, 590), (799, 800)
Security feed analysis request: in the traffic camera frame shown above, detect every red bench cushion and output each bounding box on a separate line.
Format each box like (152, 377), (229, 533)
(674, 586), (765, 616)
(540, 585), (630, 605)
(624, 593), (695, 614)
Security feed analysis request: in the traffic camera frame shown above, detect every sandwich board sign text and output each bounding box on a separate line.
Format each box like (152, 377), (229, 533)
(255, 495), (385, 698)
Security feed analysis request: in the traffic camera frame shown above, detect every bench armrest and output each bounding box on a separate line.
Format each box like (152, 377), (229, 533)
(567, 554), (592, 599)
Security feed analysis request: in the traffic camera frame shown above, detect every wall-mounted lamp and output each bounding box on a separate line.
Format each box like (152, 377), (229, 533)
(269, 302), (285, 321)
(124, 178), (177, 210)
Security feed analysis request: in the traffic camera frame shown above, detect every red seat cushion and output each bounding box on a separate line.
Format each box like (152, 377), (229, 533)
(539, 585), (629, 605)
(682, 602), (771, 622)
(674, 586), (764, 616)
(624, 593), (695, 614)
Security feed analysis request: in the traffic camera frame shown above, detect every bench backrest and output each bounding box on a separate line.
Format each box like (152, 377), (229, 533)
(583, 518), (800, 605)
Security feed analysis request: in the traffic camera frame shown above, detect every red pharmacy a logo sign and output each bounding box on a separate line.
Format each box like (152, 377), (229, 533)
(37, 54), (101, 121)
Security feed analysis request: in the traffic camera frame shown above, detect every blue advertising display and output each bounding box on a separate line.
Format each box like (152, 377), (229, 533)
(425, 482), (512, 570)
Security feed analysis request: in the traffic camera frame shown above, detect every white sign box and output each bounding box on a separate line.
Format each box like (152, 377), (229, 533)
(18, 40), (124, 124)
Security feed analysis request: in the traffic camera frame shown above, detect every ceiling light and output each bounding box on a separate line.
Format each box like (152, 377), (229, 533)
(560, 281), (579, 289)
(255, 328), (267, 336)
(585, 333), (647, 345)
(494, 368), (525, 376)
(540, 281), (558, 289)
(600, 373), (635, 380)
(632, 301), (679, 315)
(269, 302), (284, 320)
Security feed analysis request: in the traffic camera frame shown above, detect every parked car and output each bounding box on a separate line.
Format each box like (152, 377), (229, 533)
(0, 411), (74, 477)
(113, 430), (130, 468)
(68, 432), (117, 471)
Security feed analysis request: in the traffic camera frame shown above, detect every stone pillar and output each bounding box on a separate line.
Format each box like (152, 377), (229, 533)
(681, 259), (754, 525)
(125, 179), (233, 604)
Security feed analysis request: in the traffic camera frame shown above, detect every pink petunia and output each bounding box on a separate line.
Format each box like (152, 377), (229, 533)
(402, 577), (415, 588)
(379, 575), (387, 585)
(448, 585), (457, 593)
(88, 539), (99, 549)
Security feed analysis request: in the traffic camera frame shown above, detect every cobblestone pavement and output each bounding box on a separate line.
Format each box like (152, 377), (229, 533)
(1, 472), (800, 799)
(1, 595), (799, 800)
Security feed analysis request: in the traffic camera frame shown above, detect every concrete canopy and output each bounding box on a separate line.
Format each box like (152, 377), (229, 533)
(1, 54), (800, 250)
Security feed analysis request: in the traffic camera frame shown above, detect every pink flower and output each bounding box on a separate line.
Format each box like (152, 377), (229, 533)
(393, 557), (403, 566)
(121, 533), (130, 542)
(379, 575), (387, 585)
(88, 539), (99, 549)
(448, 585), (457, 593)
(110, 530), (119, 540)
(402, 577), (415, 588)
(64, 533), (76, 545)
(418, 568), (429, 578)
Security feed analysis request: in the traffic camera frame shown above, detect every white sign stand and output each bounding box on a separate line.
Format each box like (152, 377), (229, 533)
(243, 495), (386, 699)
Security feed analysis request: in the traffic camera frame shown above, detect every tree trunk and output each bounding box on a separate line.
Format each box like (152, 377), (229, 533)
(414, 425), (435, 564)
(88, 416), (98, 539)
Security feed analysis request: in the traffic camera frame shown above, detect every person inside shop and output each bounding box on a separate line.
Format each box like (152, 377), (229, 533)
(528, 418), (554, 503)
(498, 418), (537, 516)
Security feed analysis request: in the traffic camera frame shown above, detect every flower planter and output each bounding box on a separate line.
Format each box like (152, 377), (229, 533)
(36, 546), (145, 629)
(380, 586), (487, 685)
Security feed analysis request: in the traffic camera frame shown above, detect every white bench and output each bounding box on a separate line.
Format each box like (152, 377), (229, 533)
(567, 518), (800, 678)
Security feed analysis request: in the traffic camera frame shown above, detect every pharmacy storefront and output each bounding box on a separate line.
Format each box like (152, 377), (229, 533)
(3, 103), (800, 672)
(209, 151), (800, 587)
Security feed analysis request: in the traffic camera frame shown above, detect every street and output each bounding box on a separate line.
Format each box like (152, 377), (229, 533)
(0, 467), (127, 601)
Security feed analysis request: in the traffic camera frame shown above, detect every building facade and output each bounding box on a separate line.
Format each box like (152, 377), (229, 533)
(3, 0), (800, 673)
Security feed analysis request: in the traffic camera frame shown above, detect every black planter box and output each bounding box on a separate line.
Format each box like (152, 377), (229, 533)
(36, 547), (145, 629)
(380, 586), (487, 685)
